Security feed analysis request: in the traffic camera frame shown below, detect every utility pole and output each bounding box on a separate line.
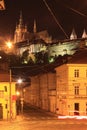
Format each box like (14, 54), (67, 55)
(9, 69), (12, 120)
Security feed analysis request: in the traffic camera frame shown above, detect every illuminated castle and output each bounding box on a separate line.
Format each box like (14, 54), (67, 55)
(14, 12), (52, 44)
(14, 12), (87, 62)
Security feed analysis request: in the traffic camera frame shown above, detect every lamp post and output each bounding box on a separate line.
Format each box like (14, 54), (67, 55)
(6, 41), (12, 120)
(17, 78), (24, 115)
(9, 69), (12, 120)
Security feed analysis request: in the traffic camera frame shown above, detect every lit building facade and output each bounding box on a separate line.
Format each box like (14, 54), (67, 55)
(0, 71), (16, 120)
(24, 49), (87, 116)
(24, 72), (56, 113)
(55, 49), (87, 116)
(48, 40), (80, 57)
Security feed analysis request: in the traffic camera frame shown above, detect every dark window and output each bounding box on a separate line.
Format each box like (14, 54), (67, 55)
(4, 86), (7, 92)
(74, 86), (79, 95)
(74, 103), (79, 115)
(74, 69), (79, 77)
(5, 104), (7, 109)
(74, 103), (79, 111)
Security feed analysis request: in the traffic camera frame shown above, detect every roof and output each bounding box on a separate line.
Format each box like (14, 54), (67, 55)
(0, 70), (15, 82)
(68, 49), (87, 64)
(15, 38), (47, 48)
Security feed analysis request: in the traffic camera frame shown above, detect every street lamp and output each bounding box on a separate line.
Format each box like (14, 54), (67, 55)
(16, 91), (20, 96)
(17, 78), (24, 115)
(6, 41), (12, 49)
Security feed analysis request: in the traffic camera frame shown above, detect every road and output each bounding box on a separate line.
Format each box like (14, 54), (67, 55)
(0, 105), (87, 130)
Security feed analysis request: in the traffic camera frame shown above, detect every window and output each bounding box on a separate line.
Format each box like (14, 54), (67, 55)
(4, 86), (7, 92)
(74, 103), (79, 115)
(74, 69), (79, 77)
(74, 103), (79, 111)
(74, 86), (79, 95)
(5, 104), (7, 109)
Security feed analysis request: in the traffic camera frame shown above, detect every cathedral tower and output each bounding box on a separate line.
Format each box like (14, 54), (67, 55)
(70, 28), (77, 40)
(14, 11), (28, 43)
(33, 19), (37, 33)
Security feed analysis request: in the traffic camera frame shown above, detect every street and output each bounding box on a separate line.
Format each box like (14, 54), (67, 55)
(0, 105), (87, 130)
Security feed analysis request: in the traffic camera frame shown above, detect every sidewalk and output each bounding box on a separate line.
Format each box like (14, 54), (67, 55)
(24, 103), (58, 117)
(0, 115), (24, 124)
(0, 104), (58, 123)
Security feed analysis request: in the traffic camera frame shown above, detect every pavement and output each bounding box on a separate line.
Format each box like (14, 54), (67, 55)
(0, 104), (58, 124)
(23, 103), (58, 117)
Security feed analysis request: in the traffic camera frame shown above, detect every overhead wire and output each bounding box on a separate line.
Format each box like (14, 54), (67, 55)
(63, 3), (87, 18)
(54, 0), (87, 18)
(42, 0), (69, 39)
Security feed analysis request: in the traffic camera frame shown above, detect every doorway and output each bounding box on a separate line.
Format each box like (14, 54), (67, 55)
(0, 104), (3, 119)
(74, 103), (79, 115)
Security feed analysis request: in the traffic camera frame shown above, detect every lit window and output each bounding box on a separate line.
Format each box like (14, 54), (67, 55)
(74, 86), (79, 95)
(74, 69), (79, 77)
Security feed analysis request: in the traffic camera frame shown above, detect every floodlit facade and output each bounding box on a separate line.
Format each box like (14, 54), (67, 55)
(48, 40), (80, 57)
(55, 50), (87, 116)
(24, 49), (87, 116)
(0, 71), (16, 120)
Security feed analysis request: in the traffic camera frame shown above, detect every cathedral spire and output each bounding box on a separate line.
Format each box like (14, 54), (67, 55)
(70, 28), (77, 40)
(82, 29), (87, 38)
(19, 11), (23, 27)
(33, 19), (37, 33)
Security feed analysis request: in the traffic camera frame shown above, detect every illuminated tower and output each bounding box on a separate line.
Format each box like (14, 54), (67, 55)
(33, 19), (37, 33)
(82, 29), (87, 38)
(14, 11), (28, 43)
(70, 28), (77, 40)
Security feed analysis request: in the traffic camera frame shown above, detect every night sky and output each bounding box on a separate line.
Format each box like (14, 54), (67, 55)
(0, 0), (87, 40)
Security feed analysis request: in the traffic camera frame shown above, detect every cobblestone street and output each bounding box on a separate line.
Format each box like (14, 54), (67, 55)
(0, 105), (87, 130)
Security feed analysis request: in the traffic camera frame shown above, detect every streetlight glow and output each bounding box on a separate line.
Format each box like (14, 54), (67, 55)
(16, 91), (20, 96)
(17, 78), (24, 115)
(6, 41), (12, 49)
(17, 78), (22, 84)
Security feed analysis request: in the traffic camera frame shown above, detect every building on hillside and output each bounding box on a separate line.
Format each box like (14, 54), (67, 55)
(13, 12), (87, 63)
(14, 12), (52, 44)
(14, 12), (29, 43)
(55, 49), (87, 116)
(0, 70), (16, 120)
(48, 39), (80, 57)
(16, 39), (48, 55)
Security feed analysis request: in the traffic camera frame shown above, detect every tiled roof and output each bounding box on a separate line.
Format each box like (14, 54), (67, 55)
(68, 49), (87, 64)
